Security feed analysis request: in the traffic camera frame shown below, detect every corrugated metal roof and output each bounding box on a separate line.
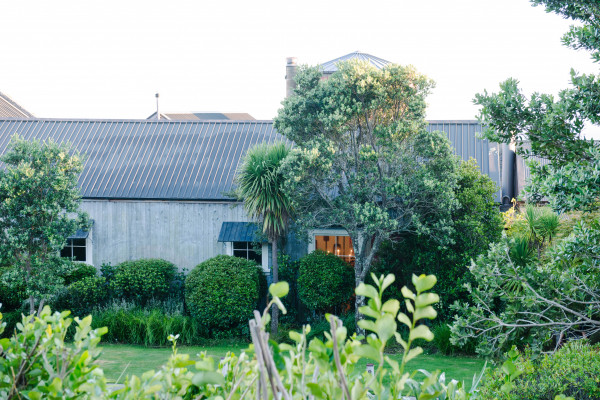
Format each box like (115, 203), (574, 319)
(320, 51), (391, 74)
(217, 222), (264, 242)
(0, 119), (285, 200)
(147, 112), (255, 121)
(0, 91), (34, 118)
(0, 118), (499, 202)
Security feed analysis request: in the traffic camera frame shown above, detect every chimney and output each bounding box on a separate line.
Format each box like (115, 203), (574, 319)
(285, 57), (297, 98)
(155, 93), (160, 120)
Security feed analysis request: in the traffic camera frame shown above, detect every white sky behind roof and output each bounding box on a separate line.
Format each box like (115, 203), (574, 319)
(1, 0), (598, 136)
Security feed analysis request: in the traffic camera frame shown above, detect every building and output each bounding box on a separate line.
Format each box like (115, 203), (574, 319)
(0, 52), (512, 271)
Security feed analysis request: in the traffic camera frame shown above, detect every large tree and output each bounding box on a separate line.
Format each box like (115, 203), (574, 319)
(451, 0), (600, 354)
(0, 135), (89, 314)
(235, 142), (292, 335)
(275, 61), (458, 325)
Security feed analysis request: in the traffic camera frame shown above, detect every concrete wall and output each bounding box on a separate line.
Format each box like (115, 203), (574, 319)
(81, 199), (251, 270)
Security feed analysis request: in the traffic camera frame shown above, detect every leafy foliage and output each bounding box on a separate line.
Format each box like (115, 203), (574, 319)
(185, 255), (265, 335)
(54, 276), (108, 317)
(0, 135), (89, 314)
(296, 250), (354, 313)
(372, 159), (503, 321)
(479, 341), (600, 399)
(0, 307), (108, 398)
(275, 60), (458, 328)
(61, 262), (97, 285)
(110, 258), (178, 305)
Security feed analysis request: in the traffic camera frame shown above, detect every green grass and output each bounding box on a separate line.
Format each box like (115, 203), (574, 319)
(97, 343), (486, 387)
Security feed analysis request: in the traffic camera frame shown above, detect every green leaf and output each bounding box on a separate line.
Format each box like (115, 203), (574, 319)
(358, 319), (376, 333)
(397, 312), (412, 328)
(412, 274), (437, 293)
(404, 346), (423, 363)
(354, 344), (381, 361)
(413, 306), (437, 321)
(374, 314), (397, 343)
(401, 286), (415, 300)
(269, 281), (289, 298)
(192, 371), (225, 386)
(381, 299), (400, 316)
(409, 325), (434, 342)
(289, 331), (303, 343)
(381, 274), (395, 291)
(356, 283), (379, 300)
(414, 293), (440, 308)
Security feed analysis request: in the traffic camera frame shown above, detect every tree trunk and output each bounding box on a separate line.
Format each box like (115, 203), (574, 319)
(270, 239), (279, 336)
(354, 256), (367, 337)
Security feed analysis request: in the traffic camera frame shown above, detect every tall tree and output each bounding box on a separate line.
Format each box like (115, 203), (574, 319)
(0, 135), (89, 314)
(236, 142), (292, 335)
(275, 61), (458, 326)
(451, 0), (600, 354)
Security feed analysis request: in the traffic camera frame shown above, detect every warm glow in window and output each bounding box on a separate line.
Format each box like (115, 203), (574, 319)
(315, 235), (354, 263)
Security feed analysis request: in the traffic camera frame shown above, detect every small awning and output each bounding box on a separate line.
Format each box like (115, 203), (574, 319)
(68, 220), (94, 239)
(217, 222), (265, 243)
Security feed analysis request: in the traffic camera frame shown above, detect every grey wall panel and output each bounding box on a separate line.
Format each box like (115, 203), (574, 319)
(81, 199), (251, 270)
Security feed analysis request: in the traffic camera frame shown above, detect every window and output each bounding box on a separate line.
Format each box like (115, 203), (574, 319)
(233, 241), (262, 264)
(315, 235), (355, 264)
(60, 238), (87, 262)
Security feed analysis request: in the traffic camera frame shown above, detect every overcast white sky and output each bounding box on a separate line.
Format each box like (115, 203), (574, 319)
(1, 0), (598, 129)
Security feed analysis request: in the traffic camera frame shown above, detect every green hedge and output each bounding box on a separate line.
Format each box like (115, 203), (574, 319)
(297, 250), (354, 313)
(185, 255), (264, 335)
(61, 262), (97, 285)
(54, 276), (108, 316)
(110, 259), (178, 304)
(0, 268), (26, 312)
(479, 340), (600, 399)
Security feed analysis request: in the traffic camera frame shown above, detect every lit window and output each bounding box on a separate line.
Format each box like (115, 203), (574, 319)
(315, 235), (354, 264)
(60, 238), (87, 262)
(233, 241), (262, 264)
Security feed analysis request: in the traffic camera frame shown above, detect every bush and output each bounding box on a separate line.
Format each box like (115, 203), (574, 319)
(61, 261), (97, 285)
(185, 255), (264, 335)
(479, 340), (600, 399)
(297, 250), (354, 313)
(54, 276), (108, 316)
(110, 259), (178, 304)
(0, 268), (26, 312)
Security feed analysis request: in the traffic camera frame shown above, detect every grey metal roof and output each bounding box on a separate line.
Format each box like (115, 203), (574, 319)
(320, 51), (391, 74)
(0, 91), (34, 118)
(0, 118), (500, 202)
(147, 112), (255, 121)
(0, 119), (285, 200)
(217, 222), (264, 242)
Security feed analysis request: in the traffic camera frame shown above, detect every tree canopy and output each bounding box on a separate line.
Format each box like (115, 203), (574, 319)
(275, 61), (458, 323)
(0, 135), (89, 313)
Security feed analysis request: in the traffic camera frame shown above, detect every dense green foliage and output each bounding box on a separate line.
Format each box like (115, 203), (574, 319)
(0, 135), (89, 313)
(62, 262), (97, 285)
(480, 341), (600, 399)
(110, 258), (178, 305)
(275, 60), (458, 327)
(372, 159), (503, 321)
(55, 276), (108, 317)
(185, 255), (265, 335)
(296, 250), (354, 313)
(92, 305), (203, 346)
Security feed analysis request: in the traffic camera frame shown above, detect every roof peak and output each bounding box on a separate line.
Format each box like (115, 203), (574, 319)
(320, 51), (392, 73)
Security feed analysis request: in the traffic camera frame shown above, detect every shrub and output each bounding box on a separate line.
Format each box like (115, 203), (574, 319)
(61, 261), (97, 285)
(54, 276), (108, 316)
(110, 259), (178, 304)
(297, 250), (354, 313)
(0, 268), (26, 312)
(479, 340), (600, 399)
(185, 255), (264, 335)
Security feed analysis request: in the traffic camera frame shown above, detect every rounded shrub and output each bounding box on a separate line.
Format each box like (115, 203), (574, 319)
(62, 262), (97, 285)
(185, 255), (264, 335)
(297, 250), (354, 313)
(479, 340), (600, 399)
(55, 276), (108, 316)
(111, 259), (177, 304)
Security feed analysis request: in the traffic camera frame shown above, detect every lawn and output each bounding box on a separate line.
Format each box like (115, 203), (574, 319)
(97, 344), (487, 387)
